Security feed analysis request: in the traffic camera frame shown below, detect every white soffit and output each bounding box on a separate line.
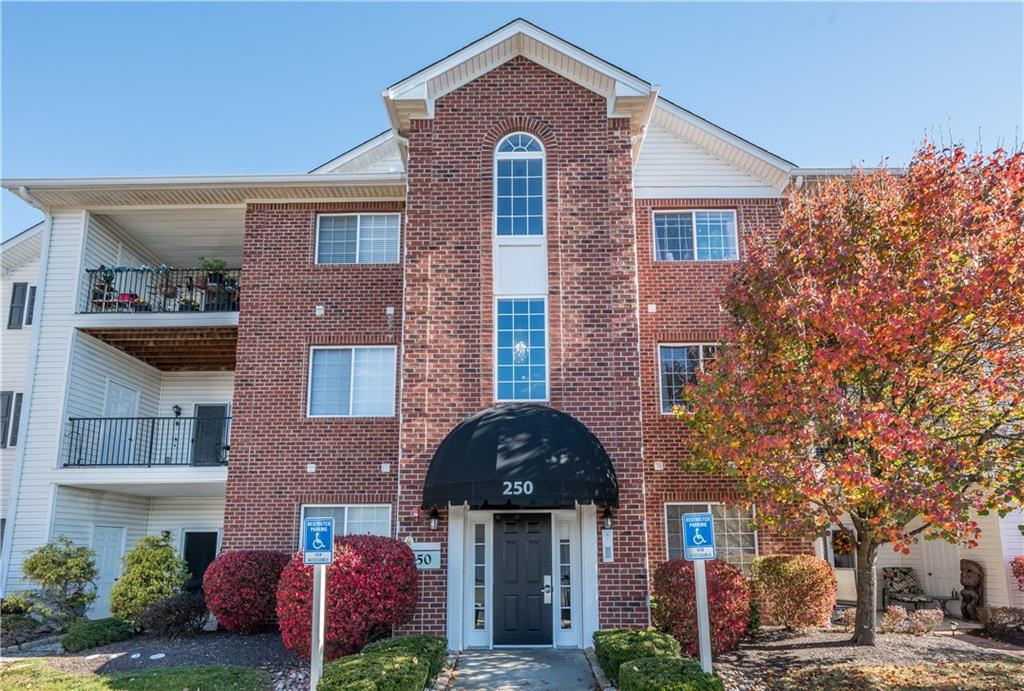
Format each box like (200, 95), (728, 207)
(651, 101), (795, 189)
(382, 19), (655, 133)
(1, 221), (44, 272)
(310, 131), (405, 175)
(2, 173), (407, 209)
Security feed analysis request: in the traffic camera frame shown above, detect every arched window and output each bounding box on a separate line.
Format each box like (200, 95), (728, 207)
(495, 133), (544, 236)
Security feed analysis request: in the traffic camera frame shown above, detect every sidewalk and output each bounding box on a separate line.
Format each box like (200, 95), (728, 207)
(452, 649), (597, 690)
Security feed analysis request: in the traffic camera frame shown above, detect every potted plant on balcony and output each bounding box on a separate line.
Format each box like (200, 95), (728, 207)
(178, 298), (201, 312)
(132, 297), (151, 312)
(199, 257), (228, 286)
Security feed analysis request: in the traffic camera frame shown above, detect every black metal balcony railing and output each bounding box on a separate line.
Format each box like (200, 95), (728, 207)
(65, 416), (231, 467)
(82, 267), (241, 314)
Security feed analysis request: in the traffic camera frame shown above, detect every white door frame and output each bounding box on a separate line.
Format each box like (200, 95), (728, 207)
(447, 504), (597, 650)
(100, 378), (140, 464)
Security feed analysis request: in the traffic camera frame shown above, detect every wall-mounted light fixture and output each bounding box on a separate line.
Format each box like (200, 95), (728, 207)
(172, 405), (182, 418)
(603, 507), (614, 530)
(429, 509), (440, 531)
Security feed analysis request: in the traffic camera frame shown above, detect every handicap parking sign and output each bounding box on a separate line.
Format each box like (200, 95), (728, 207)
(683, 512), (716, 561)
(303, 517), (335, 565)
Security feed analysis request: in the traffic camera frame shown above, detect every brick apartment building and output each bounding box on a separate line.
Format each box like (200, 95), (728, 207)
(8, 19), (1020, 649)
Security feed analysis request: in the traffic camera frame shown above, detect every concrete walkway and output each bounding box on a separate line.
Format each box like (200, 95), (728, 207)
(452, 649), (597, 690)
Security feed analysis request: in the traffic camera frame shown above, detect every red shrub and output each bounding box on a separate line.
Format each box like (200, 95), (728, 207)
(203, 550), (290, 634)
(276, 535), (418, 660)
(651, 559), (750, 655)
(1011, 555), (1024, 592)
(752, 555), (836, 630)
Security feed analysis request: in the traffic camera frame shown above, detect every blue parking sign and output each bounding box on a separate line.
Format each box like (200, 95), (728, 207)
(683, 512), (716, 561)
(303, 517), (335, 565)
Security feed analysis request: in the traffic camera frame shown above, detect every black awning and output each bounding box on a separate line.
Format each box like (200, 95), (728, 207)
(422, 404), (618, 510)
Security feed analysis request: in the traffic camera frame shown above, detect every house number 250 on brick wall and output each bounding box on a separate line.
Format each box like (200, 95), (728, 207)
(502, 480), (533, 496)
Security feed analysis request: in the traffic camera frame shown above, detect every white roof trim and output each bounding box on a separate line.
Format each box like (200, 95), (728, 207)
(2, 172), (404, 189)
(386, 18), (650, 102)
(1, 220), (44, 250)
(309, 131), (400, 174)
(654, 99), (795, 187)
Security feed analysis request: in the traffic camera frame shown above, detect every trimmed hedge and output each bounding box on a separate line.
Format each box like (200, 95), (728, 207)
(362, 635), (447, 681)
(318, 651), (429, 691)
(652, 559), (750, 655)
(109, 535), (189, 623)
(277, 535), (418, 660)
(137, 593), (208, 637)
(62, 617), (135, 652)
(204, 550), (290, 634)
(592, 628), (680, 686)
(619, 656), (724, 691)
(751, 555), (836, 630)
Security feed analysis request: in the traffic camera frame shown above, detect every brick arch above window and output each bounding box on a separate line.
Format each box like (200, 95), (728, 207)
(483, 116), (557, 156)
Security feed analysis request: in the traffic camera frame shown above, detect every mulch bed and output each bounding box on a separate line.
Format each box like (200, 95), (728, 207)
(715, 627), (1021, 690)
(969, 627), (1024, 648)
(24, 630), (303, 677)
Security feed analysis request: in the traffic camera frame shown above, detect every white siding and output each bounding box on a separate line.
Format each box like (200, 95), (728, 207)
(78, 214), (161, 311)
(50, 486), (150, 553)
(2, 257), (40, 516)
(149, 496), (225, 550)
(157, 372), (234, 418)
(634, 122), (780, 197)
(3, 212), (87, 589)
(1000, 511), (1024, 607)
(964, 510), (1010, 608)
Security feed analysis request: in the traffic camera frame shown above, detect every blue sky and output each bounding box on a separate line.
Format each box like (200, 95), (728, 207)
(3, 2), (1022, 238)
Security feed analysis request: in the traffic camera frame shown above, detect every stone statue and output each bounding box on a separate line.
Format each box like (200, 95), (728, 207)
(959, 559), (984, 621)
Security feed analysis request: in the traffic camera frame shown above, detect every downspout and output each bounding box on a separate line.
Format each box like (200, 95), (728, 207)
(0, 187), (52, 594)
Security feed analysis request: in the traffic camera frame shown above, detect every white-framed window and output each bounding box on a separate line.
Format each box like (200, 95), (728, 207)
(665, 503), (758, 574)
(316, 213), (400, 264)
(495, 133), (545, 237)
(653, 210), (738, 261)
(300, 504), (392, 540)
(495, 297), (548, 401)
(658, 344), (716, 413)
(307, 346), (397, 417)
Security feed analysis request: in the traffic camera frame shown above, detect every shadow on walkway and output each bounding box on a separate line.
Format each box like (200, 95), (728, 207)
(452, 649), (597, 690)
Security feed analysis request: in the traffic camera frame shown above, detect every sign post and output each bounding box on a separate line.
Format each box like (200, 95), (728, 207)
(683, 512), (716, 675)
(303, 517), (335, 691)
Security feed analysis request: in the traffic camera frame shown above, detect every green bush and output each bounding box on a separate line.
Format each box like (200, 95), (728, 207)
(62, 617), (135, 652)
(618, 656), (724, 691)
(362, 635), (447, 681)
(592, 628), (681, 686)
(109, 534), (189, 623)
(21, 536), (98, 628)
(318, 651), (429, 691)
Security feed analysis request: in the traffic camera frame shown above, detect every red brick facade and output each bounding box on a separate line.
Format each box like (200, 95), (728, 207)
(223, 56), (808, 638)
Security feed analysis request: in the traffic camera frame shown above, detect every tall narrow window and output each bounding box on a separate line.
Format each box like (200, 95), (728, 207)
(496, 299), (547, 401)
(495, 133), (544, 236)
(7, 283), (27, 329)
(473, 523), (486, 630)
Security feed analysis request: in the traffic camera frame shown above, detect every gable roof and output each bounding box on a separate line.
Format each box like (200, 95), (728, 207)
(2, 221), (44, 273)
(309, 130), (404, 175)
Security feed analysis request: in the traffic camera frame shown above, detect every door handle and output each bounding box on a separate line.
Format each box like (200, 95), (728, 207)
(542, 575), (552, 604)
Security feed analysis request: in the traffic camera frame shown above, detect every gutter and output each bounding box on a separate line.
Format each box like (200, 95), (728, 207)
(1, 171), (406, 192)
(0, 187), (52, 594)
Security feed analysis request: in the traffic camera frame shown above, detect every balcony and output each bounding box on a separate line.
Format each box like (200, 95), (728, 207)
(65, 416), (231, 468)
(81, 266), (241, 315)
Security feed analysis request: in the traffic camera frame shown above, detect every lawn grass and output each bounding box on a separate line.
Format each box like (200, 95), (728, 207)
(777, 660), (1024, 690)
(0, 658), (270, 690)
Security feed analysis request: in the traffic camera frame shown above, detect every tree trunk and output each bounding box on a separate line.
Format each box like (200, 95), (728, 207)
(852, 538), (879, 645)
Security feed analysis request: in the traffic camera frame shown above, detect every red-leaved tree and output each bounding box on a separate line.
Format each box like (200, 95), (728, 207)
(679, 144), (1024, 645)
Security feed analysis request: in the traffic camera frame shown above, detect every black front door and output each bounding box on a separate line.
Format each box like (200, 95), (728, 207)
(183, 531), (219, 593)
(493, 513), (552, 645)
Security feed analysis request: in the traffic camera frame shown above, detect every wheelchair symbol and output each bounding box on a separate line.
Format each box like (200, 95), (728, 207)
(691, 529), (707, 545)
(312, 533), (326, 550)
